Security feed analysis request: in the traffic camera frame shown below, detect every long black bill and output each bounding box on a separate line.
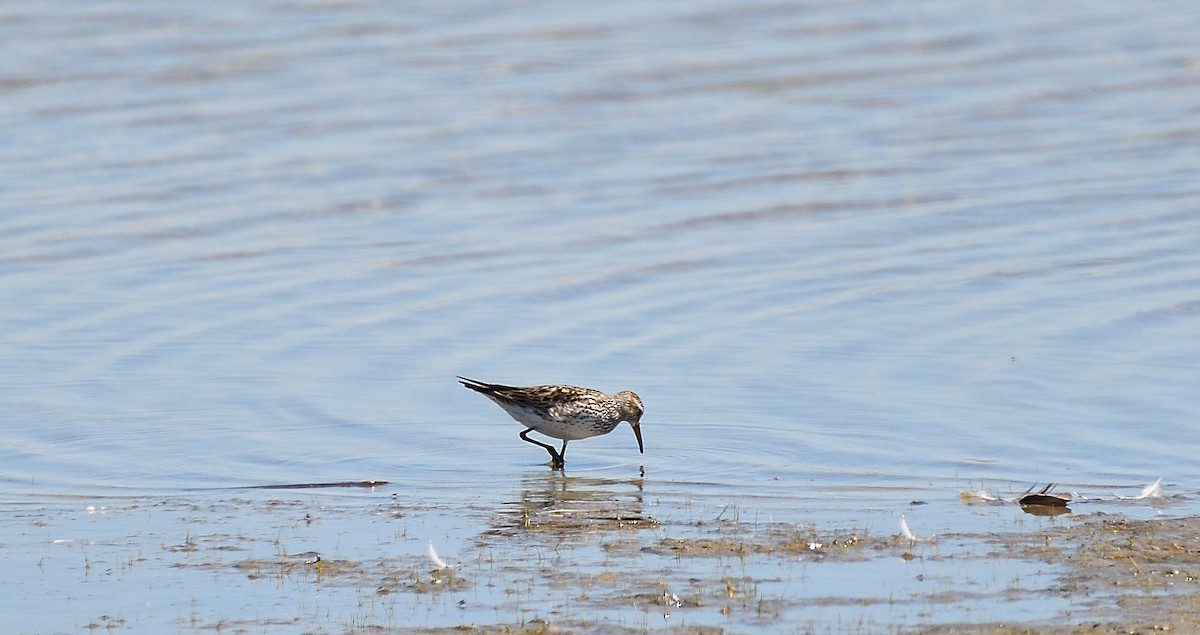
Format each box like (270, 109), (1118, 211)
(631, 422), (644, 454)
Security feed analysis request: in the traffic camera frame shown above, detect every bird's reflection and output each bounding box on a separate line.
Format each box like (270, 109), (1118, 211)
(494, 468), (655, 533)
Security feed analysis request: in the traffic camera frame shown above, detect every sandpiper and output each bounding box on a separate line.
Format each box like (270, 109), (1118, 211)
(458, 376), (644, 468)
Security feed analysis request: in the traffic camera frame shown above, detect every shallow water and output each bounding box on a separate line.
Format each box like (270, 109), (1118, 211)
(2, 0), (1199, 632)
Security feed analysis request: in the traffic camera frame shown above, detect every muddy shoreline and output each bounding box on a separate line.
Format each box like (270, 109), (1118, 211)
(396, 511), (1200, 635)
(11, 482), (1196, 634)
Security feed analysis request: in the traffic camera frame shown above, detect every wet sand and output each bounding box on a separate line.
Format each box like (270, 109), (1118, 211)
(401, 510), (1200, 634)
(12, 481), (1195, 634)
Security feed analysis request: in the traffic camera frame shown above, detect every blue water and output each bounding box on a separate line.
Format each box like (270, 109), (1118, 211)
(2, 1), (1199, 632)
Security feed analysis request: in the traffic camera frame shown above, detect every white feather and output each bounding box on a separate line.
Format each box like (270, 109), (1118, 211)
(899, 515), (917, 542)
(1114, 478), (1163, 500)
(960, 487), (1001, 502)
(427, 541), (449, 570)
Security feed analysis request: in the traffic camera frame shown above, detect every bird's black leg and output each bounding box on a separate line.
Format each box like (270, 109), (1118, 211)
(521, 428), (564, 468)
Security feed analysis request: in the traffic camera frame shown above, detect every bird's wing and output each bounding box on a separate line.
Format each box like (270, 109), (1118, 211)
(458, 377), (601, 419)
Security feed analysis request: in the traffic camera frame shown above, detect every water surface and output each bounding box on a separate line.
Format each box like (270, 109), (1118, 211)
(2, 0), (1199, 631)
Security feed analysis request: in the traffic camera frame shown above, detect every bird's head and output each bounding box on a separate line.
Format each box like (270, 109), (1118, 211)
(615, 390), (644, 454)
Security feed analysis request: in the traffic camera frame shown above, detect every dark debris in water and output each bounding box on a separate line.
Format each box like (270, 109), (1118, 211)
(1019, 483), (1073, 516)
(249, 480), (389, 489)
(1019, 483), (1071, 506)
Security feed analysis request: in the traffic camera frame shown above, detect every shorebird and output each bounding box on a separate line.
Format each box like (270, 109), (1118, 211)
(458, 376), (644, 468)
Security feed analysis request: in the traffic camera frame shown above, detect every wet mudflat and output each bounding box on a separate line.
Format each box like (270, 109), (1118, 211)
(7, 476), (1197, 634)
(916, 515), (1200, 635)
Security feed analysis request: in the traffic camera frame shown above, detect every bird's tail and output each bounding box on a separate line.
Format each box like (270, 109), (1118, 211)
(457, 376), (514, 395)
